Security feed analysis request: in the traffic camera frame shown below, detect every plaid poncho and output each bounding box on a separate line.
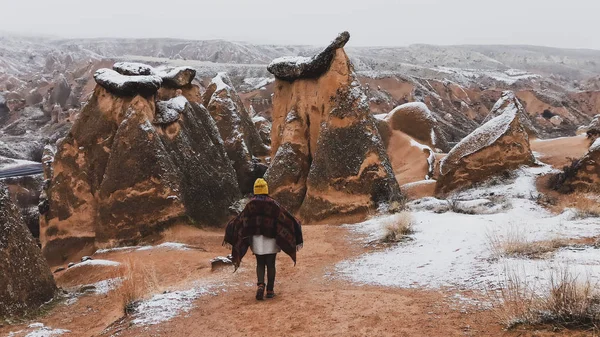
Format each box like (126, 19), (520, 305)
(223, 195), (303, 270)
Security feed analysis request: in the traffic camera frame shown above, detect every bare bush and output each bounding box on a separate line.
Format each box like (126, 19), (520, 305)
(491, 268), (600, 330)
(381, 212), (414, 243)
(115, 259), (162, 315)
(488, 228), (569, 259)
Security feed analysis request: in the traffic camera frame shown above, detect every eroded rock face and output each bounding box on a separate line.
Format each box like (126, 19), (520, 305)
(266, 33), (403, 223)
(551, 139), (600, 193)
(586, 114), (600, 139)
(1, 182), (56, 318)
(436, 97), (535, 195)
(41, 66), (241, 263)
(203, 73), (269, 194)
(252, 116), (272, 146)
(383, 102), (450, 152)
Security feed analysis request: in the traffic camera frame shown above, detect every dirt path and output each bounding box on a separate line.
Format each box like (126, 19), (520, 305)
(2, 224), (585, 337)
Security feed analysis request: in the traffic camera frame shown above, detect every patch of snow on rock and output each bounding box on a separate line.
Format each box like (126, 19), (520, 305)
(590, 138), (600, 152)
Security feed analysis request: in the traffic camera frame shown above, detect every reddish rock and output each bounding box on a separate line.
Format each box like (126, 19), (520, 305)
(0, 182), (56, 318)
(436, 95), (535, 195)
(266, 32), (403, 223)
(203, 73), (269, 194)
(41, 66), (241, 263)
(383, 102), (450, 152)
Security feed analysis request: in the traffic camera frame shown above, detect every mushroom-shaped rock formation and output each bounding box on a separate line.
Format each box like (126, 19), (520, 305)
(268, 31), (350, 81)
(1, 182), (56, 318)
(94, 68), (162, 97)
(482, 91), (536, 136)
(203, 72), (270, 194)
(41, 66), (241, 263)
(550, 138), (600, 193)
(436, 97), (535, 195)
(383, 102), (450, 152)
(265, 32), (403, 223)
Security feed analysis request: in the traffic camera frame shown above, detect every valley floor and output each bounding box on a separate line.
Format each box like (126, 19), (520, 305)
(2, 135), (599, 337)
(0, 223), (594, 337)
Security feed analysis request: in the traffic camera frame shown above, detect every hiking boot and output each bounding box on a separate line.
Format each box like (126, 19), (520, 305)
(266, 290), (276, 299)
(256, 283), (265, 300)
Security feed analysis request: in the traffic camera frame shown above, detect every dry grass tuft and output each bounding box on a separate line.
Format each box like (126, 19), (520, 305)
(115, 259), (162, 315)
(491, 268), (600, 331)
(488, 227), (569, 259)
(381, 212), (415, 243)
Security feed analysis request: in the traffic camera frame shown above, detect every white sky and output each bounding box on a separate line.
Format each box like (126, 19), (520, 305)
(2, 0), (599, 49)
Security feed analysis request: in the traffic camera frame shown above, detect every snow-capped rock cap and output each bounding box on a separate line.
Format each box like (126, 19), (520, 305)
(154, 96), (188, 125)
(113, 62), (155, 76)
(156, 66), (197, 88)
(94, 68), (162, 96)
(267, 31), (350, 81)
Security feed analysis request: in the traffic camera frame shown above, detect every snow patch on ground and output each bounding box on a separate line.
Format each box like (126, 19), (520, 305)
(337, 165), (600, 292)
(7, 323), (70, 337)
(131, 284), (215, 326)
(89, 277), (123, 295)
(135, 242), (191, 251)
(94, 245), (142, 254)
(70, 259), (120, 269)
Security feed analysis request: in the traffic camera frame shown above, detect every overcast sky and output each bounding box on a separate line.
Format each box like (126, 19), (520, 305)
(2, 0), (599, 49)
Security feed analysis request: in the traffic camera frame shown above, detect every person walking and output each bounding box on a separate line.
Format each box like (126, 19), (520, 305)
(223, 178), (303, 300)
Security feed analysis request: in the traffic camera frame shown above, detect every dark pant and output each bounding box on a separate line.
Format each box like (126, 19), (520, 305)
(256, 254), (276, 291)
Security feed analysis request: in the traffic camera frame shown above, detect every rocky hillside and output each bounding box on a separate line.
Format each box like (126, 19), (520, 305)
(1, 33), (600, 164)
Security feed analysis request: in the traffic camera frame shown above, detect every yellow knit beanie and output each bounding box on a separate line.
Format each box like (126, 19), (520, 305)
(253, 178), (269, 195)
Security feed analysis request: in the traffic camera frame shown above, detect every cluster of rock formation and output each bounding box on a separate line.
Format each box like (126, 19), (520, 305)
(0, 182), (55, 318)
(40, 63), (255, 263)
(265, 32), (403, 223)
(202, 73), (269, 193)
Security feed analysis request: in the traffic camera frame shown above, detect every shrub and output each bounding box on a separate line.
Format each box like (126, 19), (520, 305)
(381, 212), (414, 243)
(488, 228), (568, 259)
(115, 259), (161, 315)
(491, 268), (600, 330)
